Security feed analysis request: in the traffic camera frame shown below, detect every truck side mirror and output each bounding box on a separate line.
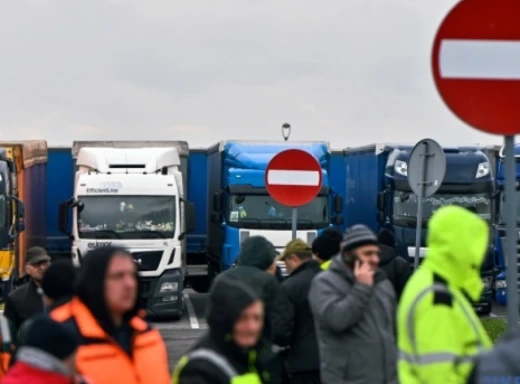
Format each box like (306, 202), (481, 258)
(213, 193), (221, 212)
(58, 199), (72, 239)
(185, 201), (196, 232)
(333, 195), (343, 213)
(377, 191), (386, 211)
(333, 214), (344, 225)
(376, 211), (385, 223)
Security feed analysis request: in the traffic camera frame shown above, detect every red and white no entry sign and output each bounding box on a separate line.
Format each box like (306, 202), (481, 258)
(431, 0), (520, 135)
(265, 149), (323, 207)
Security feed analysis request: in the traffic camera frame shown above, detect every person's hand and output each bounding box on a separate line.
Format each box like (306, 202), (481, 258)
(354, 259), (374, 286)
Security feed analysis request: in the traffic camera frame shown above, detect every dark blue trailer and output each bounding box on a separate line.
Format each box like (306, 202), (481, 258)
(329, 149), (347, 233)
(46, 147), (74, 258)
(186, 148), (209, 292)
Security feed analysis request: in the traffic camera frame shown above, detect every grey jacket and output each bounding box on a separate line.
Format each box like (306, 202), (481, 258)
(308, 255), (398, 384)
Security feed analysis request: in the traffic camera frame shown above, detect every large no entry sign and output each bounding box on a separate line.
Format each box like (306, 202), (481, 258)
(265, 149), (322, 207)
(432, 0), (520, 135)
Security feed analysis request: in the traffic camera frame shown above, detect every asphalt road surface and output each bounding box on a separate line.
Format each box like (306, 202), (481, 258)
(151, 289), (209, 370)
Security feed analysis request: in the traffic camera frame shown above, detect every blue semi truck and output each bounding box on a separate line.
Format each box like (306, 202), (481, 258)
(344, 143), (495, 314)
(46, 146), (74, 259)
(204, 141), (344, 286)
(483, 144), (520, 305)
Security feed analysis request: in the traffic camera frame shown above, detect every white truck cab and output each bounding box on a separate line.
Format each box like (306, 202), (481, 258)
(58, 142), (195, 318)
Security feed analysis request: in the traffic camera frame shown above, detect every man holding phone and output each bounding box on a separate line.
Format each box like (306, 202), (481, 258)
(309, 224), (398, 384)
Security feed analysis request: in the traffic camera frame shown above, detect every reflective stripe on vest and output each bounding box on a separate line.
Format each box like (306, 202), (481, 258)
(400, 283), (486, 367)
(172, 348), (262, 384)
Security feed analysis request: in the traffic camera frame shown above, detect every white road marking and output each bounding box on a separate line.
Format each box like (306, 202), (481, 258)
(489, 312), (498, 318)
(440, 39), (520, 79)
(184, 293), (199, 329)
(266, 170), (320, 186)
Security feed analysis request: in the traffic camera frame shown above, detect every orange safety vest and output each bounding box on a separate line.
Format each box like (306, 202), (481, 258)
(51, 297), (170, 384)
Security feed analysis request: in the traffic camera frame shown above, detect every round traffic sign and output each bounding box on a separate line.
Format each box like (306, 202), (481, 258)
(407, 139), (446, 198)
(432, 1), (520, 135)
(265, 149), (323, 207)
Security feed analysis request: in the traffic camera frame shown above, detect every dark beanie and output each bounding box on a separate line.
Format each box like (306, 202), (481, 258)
(24, 315), (79, 359)
(312, 227), (343, 261)
(377, 229), (395, 247)
(342, 224), (378, 252)
(237, 236), (278, 271)
(41, 259), (77, 300)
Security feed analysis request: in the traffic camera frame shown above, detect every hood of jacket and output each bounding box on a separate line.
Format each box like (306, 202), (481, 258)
(74, 246), (140, 335)
(237, 236), (277, 271)
(378, 244), (397, 266)
(424, 205), (489, 301)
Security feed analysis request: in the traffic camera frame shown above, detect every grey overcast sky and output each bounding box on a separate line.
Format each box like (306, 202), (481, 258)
(0, 0), (504, 148)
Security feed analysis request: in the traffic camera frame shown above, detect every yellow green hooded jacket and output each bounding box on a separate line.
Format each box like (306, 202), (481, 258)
(397, 206), (492, 384)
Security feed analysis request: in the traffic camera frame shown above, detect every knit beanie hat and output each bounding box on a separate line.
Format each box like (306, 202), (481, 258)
(312, 227), (343, 261)
(238, 236), (278, 271)
(41, 259), (77, 300)
(377, 229), (395, 247)
(342, 224), (378, 252)
(24, 315), (79, 359)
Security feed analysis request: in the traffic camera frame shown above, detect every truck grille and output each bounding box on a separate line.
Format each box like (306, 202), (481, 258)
(499, 236), (520, 291)
(138, 277), (154, 309)
(130, 251), (163, 272)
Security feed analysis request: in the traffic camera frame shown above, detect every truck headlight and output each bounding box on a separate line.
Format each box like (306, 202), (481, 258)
(476, 162), (490, 178)
(394, 160), (407, 176)
(482, 277), (492, 290)
(495, 280), (507, 289)
(159, 282), (178, 293)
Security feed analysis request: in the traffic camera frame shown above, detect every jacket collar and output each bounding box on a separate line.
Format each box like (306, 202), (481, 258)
(70, 297), (148, 339)
(288, 259), (321, 277)
(17, 346), (71, 376)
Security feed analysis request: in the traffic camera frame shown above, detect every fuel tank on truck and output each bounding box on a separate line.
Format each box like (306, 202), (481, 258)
(0, 141), (47, 281)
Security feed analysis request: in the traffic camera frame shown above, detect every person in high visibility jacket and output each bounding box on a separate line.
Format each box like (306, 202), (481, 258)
(172, 275), (269, 384)
(397, 205), (492, 383)
(311, 227), (342, 270)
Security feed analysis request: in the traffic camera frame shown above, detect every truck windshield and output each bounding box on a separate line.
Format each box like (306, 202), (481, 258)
(393, 190), (492, 225)
(77, 195), (176, 239)
(498, 191), (520, 225)
(227, 194), (329, 229)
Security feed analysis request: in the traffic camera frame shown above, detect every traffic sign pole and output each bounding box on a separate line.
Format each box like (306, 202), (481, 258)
(504, 136), (518, 329)
(291, 208), (297, 240)
(413, 143), (426, 270)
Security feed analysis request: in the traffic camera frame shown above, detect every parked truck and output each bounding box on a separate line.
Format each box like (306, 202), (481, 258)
(205, 141), (344, 286)
(0, 141), (46, 297)
(58, 141), (196, 318)
(344, 143), (494, 314)
(483, 144), (520, 306)
(185, 148), (209, 293)
(46, 146), (74, 259)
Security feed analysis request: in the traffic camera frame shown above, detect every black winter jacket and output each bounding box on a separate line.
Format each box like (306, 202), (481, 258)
(379, 244), (413, 301)
(279, 260), (322, 374)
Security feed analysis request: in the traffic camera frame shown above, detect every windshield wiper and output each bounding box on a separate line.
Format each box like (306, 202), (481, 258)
(91, 230), (121, 239)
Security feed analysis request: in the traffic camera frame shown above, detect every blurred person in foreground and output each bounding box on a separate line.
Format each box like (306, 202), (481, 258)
(50, 246), (170, 384)
(14, 259), (78, 364)
(4, 247), (51, 333)
(377, 229), (413, 301)
(2, 314), (86, 384)
(277, 239), (322, 384)
(397, 206), (492, 384)
(218, 236), (294, 384)
(311, 227), (343, 270)
(173, 275), (268, 384)
(309, 224), (397, 384)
